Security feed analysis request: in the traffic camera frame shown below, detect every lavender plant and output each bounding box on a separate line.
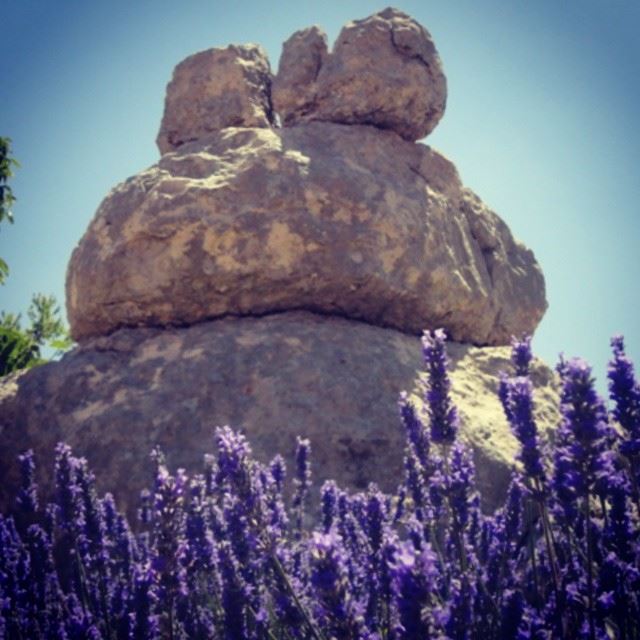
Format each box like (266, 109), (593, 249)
(1, 333), (639, 639)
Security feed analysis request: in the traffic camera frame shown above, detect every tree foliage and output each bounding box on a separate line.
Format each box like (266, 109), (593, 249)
(0, 136), (19, 284)
(0, 294), (73, 376)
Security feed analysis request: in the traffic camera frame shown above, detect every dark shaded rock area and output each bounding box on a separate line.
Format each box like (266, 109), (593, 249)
(0, 312), (558, 521)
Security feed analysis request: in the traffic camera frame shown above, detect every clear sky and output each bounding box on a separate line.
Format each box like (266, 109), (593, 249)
(1, 0), (639, 392)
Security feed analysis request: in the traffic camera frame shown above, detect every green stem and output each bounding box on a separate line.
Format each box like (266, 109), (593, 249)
(168, 599), (174, 640)
(72, 538), (91, 617)
(247, 605), (281, 640)
(97, 563), (114, 640)
(442, 447), (467, 575)
(584, 494), (595, 640)
(271, 553), (327, 640)
(526, 501), (541, 609)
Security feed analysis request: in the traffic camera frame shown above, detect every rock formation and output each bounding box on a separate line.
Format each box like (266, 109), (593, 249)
(1, 8), (555, 517)
(272, 8), (447, 140)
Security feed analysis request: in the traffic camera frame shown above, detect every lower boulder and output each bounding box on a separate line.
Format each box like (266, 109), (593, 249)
(0, 312), (558, 518)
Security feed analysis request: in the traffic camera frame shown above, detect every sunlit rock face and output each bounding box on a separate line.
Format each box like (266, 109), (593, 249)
(66, 122), (546, 345)
(2, 9), (553, 515)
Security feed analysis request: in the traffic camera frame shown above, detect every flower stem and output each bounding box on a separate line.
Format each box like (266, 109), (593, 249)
(584, 494), (595, 640)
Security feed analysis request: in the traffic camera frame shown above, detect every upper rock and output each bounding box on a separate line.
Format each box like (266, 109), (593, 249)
(66, 122), (547, 344)
(156, 44), (274, 154)
(273, 8), (447, 141)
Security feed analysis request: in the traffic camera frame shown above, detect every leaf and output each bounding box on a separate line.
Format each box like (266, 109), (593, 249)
(0, 257), (8, 285)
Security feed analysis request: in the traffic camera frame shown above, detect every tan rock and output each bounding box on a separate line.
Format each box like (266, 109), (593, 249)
(156, 44), (274, 154)
(272, 26), (328, 125)
(273, 8), (447, 141)
(0, 312), (559, 519)
(67, 122), (546, 345)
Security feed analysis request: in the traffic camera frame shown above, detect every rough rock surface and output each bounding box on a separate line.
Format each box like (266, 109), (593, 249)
(156, 44), (273, 154)
(272, 26), (328, 126)
(0, 312), (558, 519)
(67, 122), (546, 345)
(273, 8), (447, 141)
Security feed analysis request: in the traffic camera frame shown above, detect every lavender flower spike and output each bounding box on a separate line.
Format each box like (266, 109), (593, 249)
(511, 335), (533, 376)
(16, 449), (38, 514)
(292, 437), (312, 533)
(392, 540), (440, 639)
(399, 392), (430, 469)
(422, 329), (459, 446)
(608, 335), (640, 458)
(502, 377), (545, 484)
(309, 530), (368, 638)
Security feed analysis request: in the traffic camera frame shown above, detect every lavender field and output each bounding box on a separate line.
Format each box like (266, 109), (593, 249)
(1, 331), (639, 639)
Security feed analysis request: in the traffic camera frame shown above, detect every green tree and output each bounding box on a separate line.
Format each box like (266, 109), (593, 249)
(0, 136), (20, 284)
(0, 294), (73, 376)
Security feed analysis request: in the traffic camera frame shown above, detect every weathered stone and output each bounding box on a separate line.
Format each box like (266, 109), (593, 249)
(156, 44), (273, 154)
(0, 312), (559, 520)
(272, 26), (328, 125)
(67, 122), (547, 345)
(273, 8), (447, 140)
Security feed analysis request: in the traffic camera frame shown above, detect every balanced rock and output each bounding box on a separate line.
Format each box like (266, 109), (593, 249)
(67, 122), (546, 345)
(0, 312), (559, 519)
(3, 10), (555, 519)
(156, 44), (273, 154)
(273, 8), (447, 140)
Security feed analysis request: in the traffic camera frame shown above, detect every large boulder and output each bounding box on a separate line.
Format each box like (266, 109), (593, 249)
(273, 8), (447, 141)
(156, 44), (274, 154)
(67, 122), (546, 345)
(0, 312), (559, 519)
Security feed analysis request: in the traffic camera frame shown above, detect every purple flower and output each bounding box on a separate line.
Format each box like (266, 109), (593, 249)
(608, 336), (640, 449)
(422, 329), (459, 446)
(150, 460), (188, 637)
(137, 489), (152, 526)
(128, 562), (159, 640)
(267, 545), (310, 639)
(608, 335), (640, 505)
(403, 448), (427, 522)
(16, 449), (38, 514)
(292, 437), (312, 533)
(447, 442), (476, 534)
(184, 476), (216, 571)
(511, 335), (533, 377)
(602, 473), (635, 564)
(214, 427), (255, 504)
(321, 480), (339, 534)
(24, 524), (66, 635)
(365, 486), (387, 555)
(391, 540), (439, 639)
(218, 540), (250, 640)
(445, 576), (476, 640)
(76, 459), (109, 568)
(308, 530), (368, 638)
(500, 376), (546, 485)
(553, 358), (611, 499)
(53, 443), (83, 534)
(399, 392), (430, 469)
(596, 552), (640, 636)
(499, 589), (524, 639)
(269, 454), (286, 495)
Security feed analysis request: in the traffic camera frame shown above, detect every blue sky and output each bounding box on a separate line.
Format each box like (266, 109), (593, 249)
(1, 0), (639, 391)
